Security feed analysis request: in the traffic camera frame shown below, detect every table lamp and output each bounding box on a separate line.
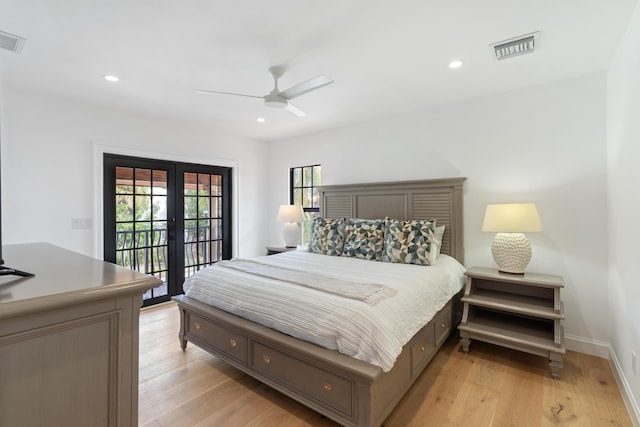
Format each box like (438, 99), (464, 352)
(482, 203), (542, 274)
(277, 205), (304, 247)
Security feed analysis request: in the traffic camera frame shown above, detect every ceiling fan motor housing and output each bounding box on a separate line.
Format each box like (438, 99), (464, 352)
(264, 92), (287, 108)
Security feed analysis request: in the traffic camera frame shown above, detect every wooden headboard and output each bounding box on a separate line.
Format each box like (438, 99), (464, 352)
(319, 177), (466, 264)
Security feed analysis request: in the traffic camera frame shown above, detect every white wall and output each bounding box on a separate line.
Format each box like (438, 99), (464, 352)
(0, 87), (268, 259)
(267, 73), (609, 355)
(608, 0), (640, 421)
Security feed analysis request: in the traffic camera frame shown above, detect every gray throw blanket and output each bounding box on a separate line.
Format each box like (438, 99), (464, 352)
(216, 259), (397, 305)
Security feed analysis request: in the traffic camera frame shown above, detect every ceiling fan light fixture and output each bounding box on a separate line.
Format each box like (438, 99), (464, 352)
(264, 93), (287, 108)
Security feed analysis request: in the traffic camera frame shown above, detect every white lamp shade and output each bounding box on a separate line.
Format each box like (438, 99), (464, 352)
(482, 203), (542, 274)
(277, 205), (304, 223)
(482, 203), (542, 233)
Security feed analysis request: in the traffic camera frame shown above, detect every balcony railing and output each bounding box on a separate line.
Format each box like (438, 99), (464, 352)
(115, 225), (220, 280)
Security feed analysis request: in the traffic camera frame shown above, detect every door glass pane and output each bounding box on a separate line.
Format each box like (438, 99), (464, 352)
(198, 197), (210, 219)
(211, 197), (221, 217)
(184, 196), (197, 219)
(116, 195), (134, 222)
(152, 196), (167, 220)
(152, 223), (166, 247)
(198, 174), (210, 195)
(211, 175), (222, 196)
(113, 164), (169, 303)
(116, 167), (134, 194)
(183, 171), (224, 279)
(152, 170), (167, 195)
(135, 169), (151, 194)
(211, 219), (221, 240)
(184, 172), (198, 196)
(135, 196), (151, 221)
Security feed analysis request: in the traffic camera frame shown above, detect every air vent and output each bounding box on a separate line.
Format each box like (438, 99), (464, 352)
(0, 31), (26, 54)
(491, 31), (539, 61)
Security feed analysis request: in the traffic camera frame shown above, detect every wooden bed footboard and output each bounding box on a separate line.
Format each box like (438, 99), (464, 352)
(173, 289), (463, 427)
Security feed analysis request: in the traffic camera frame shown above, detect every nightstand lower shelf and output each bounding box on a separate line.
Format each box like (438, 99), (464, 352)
(459, 309), (565, 355)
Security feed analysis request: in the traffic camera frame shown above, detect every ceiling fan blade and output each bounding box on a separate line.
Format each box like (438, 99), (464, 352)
(287, 102), (307, 117)
(195, 89), (263, 99)
(279, 75), (333, 100)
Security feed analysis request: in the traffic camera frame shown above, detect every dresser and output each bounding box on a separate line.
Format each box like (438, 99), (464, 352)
(458, 266), (565, 378)
(0, 243), (160, 427)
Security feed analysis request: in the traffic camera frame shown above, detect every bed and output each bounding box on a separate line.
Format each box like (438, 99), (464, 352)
(173, 177), (466, 427)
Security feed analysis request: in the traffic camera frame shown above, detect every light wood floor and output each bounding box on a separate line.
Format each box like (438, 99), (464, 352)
(139, 302), (633, 427)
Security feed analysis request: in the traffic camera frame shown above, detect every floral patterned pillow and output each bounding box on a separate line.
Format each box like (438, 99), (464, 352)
(341, 218), (385, 261)
(381, 217), (436, 266)
(308, 217), (346, 256)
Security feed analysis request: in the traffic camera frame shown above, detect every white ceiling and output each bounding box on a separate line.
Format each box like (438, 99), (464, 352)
(0, 0), (637, 142)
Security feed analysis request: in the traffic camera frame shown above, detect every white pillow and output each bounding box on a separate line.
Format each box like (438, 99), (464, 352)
(429, 225), (446, 264)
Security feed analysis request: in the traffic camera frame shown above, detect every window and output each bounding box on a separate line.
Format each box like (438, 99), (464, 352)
(290, 164), (321, 244)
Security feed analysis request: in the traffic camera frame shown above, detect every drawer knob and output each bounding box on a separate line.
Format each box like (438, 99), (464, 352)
(263, 355), (271, 364)
(230, 339), (237, 348)
(195, 322), (201, 330)
(420, 345), (425, 352)
(441, 322), (446, 329)
(323, 382), (333, 391)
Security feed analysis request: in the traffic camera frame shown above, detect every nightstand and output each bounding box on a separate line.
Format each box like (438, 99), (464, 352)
(265, 246), (297, 255)
(458, 266), (565, 378)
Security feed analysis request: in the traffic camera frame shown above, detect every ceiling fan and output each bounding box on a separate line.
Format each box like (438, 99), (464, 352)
(196, 66), (333, 117)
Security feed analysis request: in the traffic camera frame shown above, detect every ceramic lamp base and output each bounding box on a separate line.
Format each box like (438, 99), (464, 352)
(491, 232), (532, 274)
(282, 222), (300, 248)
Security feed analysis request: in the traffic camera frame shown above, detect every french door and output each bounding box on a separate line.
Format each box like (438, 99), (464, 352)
(103, 154), (232, 306)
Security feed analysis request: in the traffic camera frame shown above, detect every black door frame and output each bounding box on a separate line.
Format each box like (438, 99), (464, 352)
(103, 153), (232, 306)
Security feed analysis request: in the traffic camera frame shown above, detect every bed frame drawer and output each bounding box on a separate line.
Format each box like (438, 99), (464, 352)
(435, 305), (452, 346)
(410, 326), (436, 376)
(251, 342), (353, 417)
(187, 313), (248, 364)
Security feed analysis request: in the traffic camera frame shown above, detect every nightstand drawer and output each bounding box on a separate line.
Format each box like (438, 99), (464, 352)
(187, 313), (248, 364)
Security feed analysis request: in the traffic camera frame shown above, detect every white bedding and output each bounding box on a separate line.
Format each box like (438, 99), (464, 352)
(183, 250), (466, 371)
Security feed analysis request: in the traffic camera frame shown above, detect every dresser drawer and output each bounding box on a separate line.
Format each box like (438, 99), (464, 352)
(435, 305), (452, 346)
(187, 313), (248, 364)
(251, 342), (353, 416)
(410, 325), (436, 376)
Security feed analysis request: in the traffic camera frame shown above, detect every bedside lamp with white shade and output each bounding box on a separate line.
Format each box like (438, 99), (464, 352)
(277, 205), (304, 248)
(482, 203), (542, 274)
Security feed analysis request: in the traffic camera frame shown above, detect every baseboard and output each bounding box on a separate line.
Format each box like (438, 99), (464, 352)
(565, 333), (610, 358)
(565, 334), (639, 425)
(609, 345), (640, 427)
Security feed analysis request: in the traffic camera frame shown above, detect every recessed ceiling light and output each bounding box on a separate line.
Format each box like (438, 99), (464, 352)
(449, 60), (463, 69)
(257, 117), (265, 123)
(104, 74), (119, 82)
